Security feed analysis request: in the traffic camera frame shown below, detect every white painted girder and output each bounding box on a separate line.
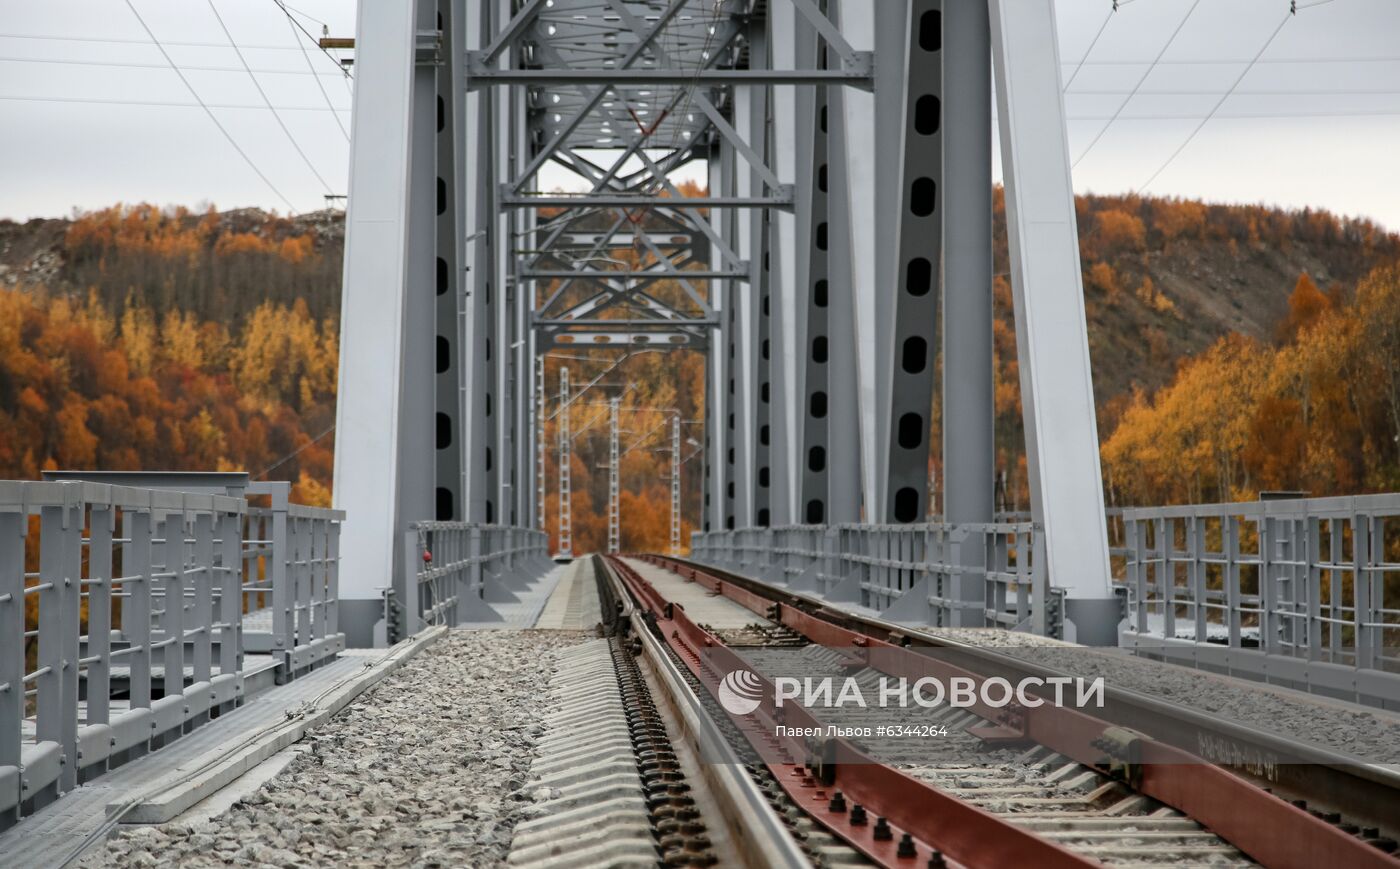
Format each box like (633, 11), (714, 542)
(989, 0), (1113, 605)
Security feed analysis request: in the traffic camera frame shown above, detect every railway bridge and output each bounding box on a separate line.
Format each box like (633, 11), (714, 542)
(2, 1), (1399, 866)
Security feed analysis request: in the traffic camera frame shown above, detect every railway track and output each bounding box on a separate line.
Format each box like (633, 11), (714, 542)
(591, 553), (1400, 869)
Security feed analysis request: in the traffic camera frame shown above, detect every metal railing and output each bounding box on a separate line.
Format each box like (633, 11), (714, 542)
(405, 522), (551, 632)
(242, 483), (345, 678)
(1, 479), (343, 827)
(1116, 494), (1400, 706)
(692, 521), (1059, 635)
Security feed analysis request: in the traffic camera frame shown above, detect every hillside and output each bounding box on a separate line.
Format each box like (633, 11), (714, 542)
(4, 197), (1395, 412)
(0, 204), (344, 324)
(1, 195), (1398, 533)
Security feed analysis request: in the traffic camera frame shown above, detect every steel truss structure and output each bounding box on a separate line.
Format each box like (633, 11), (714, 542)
(334, 0), (1119, 642)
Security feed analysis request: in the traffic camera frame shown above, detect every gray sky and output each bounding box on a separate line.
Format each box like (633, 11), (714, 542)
(1, 0), (1398, 228)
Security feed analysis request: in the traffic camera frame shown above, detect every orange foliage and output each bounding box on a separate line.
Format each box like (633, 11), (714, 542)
(1277, 272), (1331, 341)
(1102, 263), (1400, 504)
(0, 287), (335, 493)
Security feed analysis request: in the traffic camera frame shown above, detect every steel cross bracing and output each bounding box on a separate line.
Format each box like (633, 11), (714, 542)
(335, 0), (1119, 643)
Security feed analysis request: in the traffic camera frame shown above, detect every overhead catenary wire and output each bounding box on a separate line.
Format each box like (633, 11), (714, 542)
(255, 422), (336, 479)
(1072, 0), (1202, 168)
(7, 33), (1396, 67)
(207, 0), (335, 192)
(1063, 3), (1116, 92)
(0, 55), (348, 76)
(270, 0), (353, 81)
(121, 0), (298, 214)
(0, 94), (347, 112)
(1136, 9), (1294, 192)
(279, 2), (349, 141)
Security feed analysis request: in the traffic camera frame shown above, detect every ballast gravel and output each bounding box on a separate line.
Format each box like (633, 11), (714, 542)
(922, 627), (1400, 764)
(84, 630), (591, 869)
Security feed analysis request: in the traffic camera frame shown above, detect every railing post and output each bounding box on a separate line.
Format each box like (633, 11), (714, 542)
(271, 494), (291, 665)
(399, 528), (419, 636)
(327, 516), (341, 638)
(191, 512), (214, 690)
(1225, 514), (1242, 648)
(1259, 513), (1276, 656)
(1129, 516), (1147, 634)
(1354, 510), (1374, 670)
(1032, 530), (1050, 636)
(296, 516), (312, 657)
(311, 516), (327, 645)
(0, 504), (24, 815)
(469, 525), (483, 605)
(124, 504), (153, 715)
(218, 511), (242, 677)
(1191, 514), (1207, 643)
(163, 508), (185, 706)
(1304, 514), (1321, 661)
(1163, 516), (1177, 640)
(87, 503), (113, 728)
(38, 495), (81, 792)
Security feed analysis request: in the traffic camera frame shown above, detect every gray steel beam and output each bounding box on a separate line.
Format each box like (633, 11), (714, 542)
(943, 0), (995, 623)
(465, 67), (874, 88)
(795, 15), (834, 526)
(463, 0), (500, 524)
(990, 0), (1115, 642)
(746, 15), (773, 528)
(501, 0), (694, 193)
(399, 0), (437, 601)
(536, 317), (717, 328)
(767, 0), (798, 526)
(823, 43), (863, 526)
(720, 129), (750, 530)
(538, 332), (705, 349)
(706, 143), (728, 533)
(524, 270), (745, 279)
(884, 0), (943, 525)
(435, 0), (465, 525)
(502, 195), (791, 209)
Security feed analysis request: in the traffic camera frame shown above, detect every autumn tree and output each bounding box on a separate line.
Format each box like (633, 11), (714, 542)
(1276, 272), (1331, 341)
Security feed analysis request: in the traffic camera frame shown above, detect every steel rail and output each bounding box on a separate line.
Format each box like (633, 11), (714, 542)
(657, 553), (1400, 844)
(590, 556), (810, 868)
(605, 556), (1100, 869)
(642, 554), (1400, 869)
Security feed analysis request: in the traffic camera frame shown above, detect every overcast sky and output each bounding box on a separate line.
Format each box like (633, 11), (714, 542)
(1, 0), (1398, 228)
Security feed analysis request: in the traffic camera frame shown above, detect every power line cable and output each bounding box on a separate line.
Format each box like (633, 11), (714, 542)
(0, 94), (345, 111)
(279, 4), (349, 140)
(121, 0), (298, 213)
(207, 0), (335, 192)
(8, 33), (1392, 67)
(0, 55), (345, 76)
(270, 0), (353, 82)
(255, 423), (336, 479)
(1072, 0), (1202, 168)
(279, 2), (330, 28)
(1137, 9), (1294, 192)
(1064, 4), (1116, 92)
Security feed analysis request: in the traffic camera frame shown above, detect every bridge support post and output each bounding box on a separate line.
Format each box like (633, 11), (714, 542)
(943, 0), (995, 625)
(333, 0), (437, 647)
(989, 0), (1116, 644)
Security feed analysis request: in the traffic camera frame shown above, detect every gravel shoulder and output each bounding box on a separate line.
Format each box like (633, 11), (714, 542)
(83, 630), (592, 869)
(922, 627), (1400, 764)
